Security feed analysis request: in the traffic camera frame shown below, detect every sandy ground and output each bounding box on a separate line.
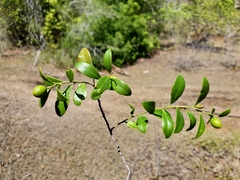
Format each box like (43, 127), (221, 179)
(0, 44), (240, 180)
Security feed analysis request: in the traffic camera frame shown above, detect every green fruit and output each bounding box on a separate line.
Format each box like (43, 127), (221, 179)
(210, 117), (222, 129)
(32, 85), (47, 98)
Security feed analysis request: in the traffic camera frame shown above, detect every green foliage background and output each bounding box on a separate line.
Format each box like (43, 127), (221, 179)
(161, 0), (239, 42)
(62, 0), (163, 67)
(0, 0), (239, 67)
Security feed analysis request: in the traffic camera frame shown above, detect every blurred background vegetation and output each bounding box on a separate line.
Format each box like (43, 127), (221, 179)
(0, 0), (239, 68)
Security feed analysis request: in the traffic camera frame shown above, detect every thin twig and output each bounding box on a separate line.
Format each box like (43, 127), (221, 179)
(97, 99), (112, 134)
(111, 118), (128, 131)
(111, 134), (131, 180)
(97, 99), (131, 179)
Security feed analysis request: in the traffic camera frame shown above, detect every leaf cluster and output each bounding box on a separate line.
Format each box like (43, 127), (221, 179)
(37, 48), (131, 117)
(127, 74), (230, 139)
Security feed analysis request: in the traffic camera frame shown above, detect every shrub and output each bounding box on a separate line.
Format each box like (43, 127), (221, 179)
(160, 0), (240, 43)
(43, 0), (67, 48)
(61, 0), (163, 68)
(0, 0), (45, 47)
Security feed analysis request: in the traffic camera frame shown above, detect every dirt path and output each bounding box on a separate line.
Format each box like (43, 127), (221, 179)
(0, 46), (240, 180)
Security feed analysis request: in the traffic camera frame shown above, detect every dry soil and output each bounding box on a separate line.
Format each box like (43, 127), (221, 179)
(0, 44), (240, 180)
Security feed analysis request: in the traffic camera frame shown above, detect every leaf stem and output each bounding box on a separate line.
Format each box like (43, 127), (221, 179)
(111, 118), (128, 131)
(47, 80), (94, 89)
(73, 80), (94, 86)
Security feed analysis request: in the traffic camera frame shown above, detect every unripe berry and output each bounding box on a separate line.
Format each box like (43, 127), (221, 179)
(210, 117), (222, 129)
(32, 85), (47, 98)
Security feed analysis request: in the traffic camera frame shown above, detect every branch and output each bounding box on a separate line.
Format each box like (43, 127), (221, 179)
(97, 99), (131, 179)
(110, 118), (128, 132)
(111, 135), (131, 180)
(97, 99), (112, 135)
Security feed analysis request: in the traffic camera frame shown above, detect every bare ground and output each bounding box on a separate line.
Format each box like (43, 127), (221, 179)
(0, 44), (240, 180)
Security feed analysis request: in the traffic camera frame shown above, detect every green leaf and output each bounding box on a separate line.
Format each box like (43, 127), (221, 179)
(55, 85), (72, 117)
(211, 108), (216, 114)
(75, 62), (101, 79)
(174, 108), (185, 134)
(73, 83), (87, 106)
(186, 111), (197, 131)
(162, 110), (174, 138)
(90, 88), (102, 100)
(77, 47), (92, 64)
(207, 116), (212, 124)
(111, 76), (132, 96)
(195, 77), (210, 105)
(75, 83), (87, 100)
(136, 116), (148, 134)
(43, 79), (54, 86)
(218, 109), (231, 117)
(57, 86), (68, 101)
(39, 67), (52, 84)
(66, 69), (74, 82)
(128, 104), (135, 115)
(153, 109), (163, 118)
(42, 76), (62, 86)
(142, 101), (156, 114)
(64, 85), (72, 99)
(170, 75), (185, 104)
(127, 120), (137, 129)
(39, 67), (50, 82)
(39, 89), (51, 108)
(103, 49), (112, 73)
(45, 76), (62, 83)
(195, 114), (205, 139)
(96, 76), (111, 94)
(55, 100), (68, 117)
(73, 93), (82, 106)
(89, 76), (111, 100)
